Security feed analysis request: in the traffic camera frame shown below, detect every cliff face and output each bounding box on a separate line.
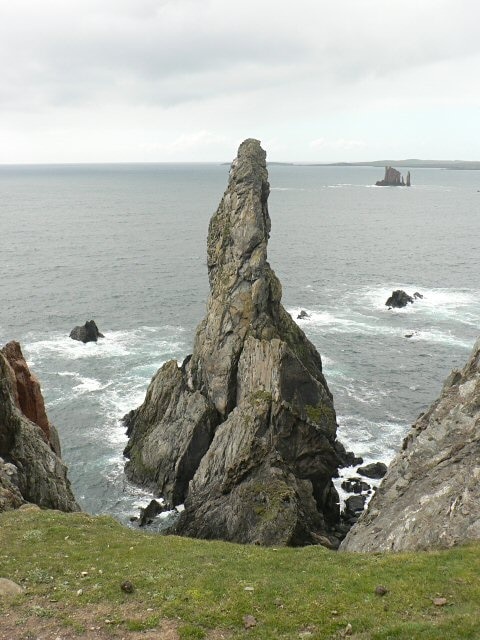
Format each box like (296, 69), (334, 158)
(125, 139), (341, 546)
(341, 338), (480, 552)
(0, 344), (79, 513)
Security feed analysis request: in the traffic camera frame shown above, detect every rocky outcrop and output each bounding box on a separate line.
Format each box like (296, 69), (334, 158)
(385, 290), (414, 308)
(1, 341), (57, 451)
(70, 320), (104, 343)
(341, 338), (480, 552)
(0, 345), (79, 513)
(124, 139), (342, 547)
(375, 166), (411, 186)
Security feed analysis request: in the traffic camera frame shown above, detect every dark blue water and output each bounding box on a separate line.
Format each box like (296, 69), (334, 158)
(1, 162), (478, 520)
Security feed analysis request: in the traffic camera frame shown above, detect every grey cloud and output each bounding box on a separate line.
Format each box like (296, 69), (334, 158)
(1, 0), (479, 111)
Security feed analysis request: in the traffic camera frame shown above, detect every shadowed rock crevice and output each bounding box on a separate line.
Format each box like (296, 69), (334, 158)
(124, 139), (342, 546)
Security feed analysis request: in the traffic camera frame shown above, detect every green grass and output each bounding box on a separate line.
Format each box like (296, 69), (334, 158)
(1, 509), (479, 639)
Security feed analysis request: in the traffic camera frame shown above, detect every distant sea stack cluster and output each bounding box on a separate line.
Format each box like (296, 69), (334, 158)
(376, 166), (411, 187)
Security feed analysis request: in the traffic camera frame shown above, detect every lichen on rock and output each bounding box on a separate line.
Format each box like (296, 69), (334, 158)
(124, 139), (342, 546)
(341, 337), (480, 552)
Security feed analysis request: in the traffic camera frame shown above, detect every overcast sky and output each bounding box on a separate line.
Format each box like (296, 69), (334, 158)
(1, 0), (479, 163)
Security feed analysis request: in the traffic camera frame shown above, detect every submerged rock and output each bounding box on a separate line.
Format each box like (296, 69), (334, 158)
(385, 290), (414, 309)
(70, 320), (104, 343)
(0, 344), (79, 513)
(124, 139), (342, 546)
(341, 337), (480, 552)
(297, 310), (310, 320)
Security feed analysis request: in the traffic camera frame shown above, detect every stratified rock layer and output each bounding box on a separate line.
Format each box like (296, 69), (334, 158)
(0, 345), (79, 513)
(341, 338), (480, 552)
(125, 139), (341, 546)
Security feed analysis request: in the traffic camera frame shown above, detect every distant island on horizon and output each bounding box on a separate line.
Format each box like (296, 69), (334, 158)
(300, 159), (480, 170)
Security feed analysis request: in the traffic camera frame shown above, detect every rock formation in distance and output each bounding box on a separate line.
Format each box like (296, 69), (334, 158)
(124, 139), (342, 547)
(375, 166), (411, 186)
(341, 338), (480, 552)
(0, 342), (79, 513)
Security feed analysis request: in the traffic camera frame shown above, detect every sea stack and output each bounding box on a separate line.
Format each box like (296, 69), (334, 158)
(0, 343), (79, 512)
(375, 166), (411, 186)
(341, 337), (480, 552)
(124, 139), (342, 547)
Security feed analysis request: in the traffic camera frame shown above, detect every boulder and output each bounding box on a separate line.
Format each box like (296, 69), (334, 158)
(335, 441), (363, 468)
(124, 139), (343, 546)
(385, 290), (414, 309)
(0, 346), (79, 513)
(138, 499), (169, 527)
(297, 310), (310, 320)
(0, 578), (23, 597)
(357, 462), (387, 479)
(341, 338), (480, 552)
(341, 478), (371, 494)
(345, 494), (366, 514)
(69, 320), (104, 343)
(413, 291), (423, 299)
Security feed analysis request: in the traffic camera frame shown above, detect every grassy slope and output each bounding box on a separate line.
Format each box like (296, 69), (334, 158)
(1, 509), (479, 640)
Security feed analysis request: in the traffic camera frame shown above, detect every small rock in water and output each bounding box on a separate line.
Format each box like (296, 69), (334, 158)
(385, 290), (414, 309)
(375, 585), (388, 596)
(341, 478), (371, 494)
(121, 580), (135, 594)
(357, 462), (387, 479)
(138, 499), (168, 527)
(297, 309), (310, 320)
(69, 319), (104, 343)
(243, 614), (257, 629)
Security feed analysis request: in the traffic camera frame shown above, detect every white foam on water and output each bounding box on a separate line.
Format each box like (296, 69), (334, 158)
(405, 328), (473, 349)
(363, 285), (477, 314)
(337, 414), (406, 463)
(271, 187), (306, 191)
(73, 376), (110, 394)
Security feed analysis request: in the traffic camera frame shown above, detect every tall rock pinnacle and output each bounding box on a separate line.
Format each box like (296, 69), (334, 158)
(124, 139), (342, 546)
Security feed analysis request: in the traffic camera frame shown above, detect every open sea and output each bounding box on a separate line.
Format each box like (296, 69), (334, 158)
(0, 162), (479, 523)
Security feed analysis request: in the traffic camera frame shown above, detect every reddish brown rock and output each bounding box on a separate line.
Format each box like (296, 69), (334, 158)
(1, 341), (50, 443)
(0, 347), (79, 512)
